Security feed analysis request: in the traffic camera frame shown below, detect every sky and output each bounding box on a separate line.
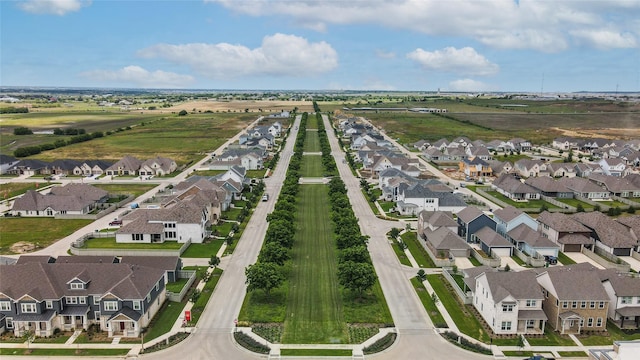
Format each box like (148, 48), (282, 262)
(1, 0), (639, 92)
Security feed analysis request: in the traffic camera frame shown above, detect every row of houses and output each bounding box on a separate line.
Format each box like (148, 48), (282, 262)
(2, 156), (177, 178)
(466, 262), (640, 336)
(418, 205), (640, 262)
(552, 136), (640, 158)
(115, 166), (248, 244)
(0, 255), (182, 338)
(237, 120), (283, 150)
(491, 173), (640, 203)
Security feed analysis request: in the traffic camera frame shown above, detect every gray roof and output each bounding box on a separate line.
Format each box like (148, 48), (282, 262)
(525, 176), (571, 193)
(483, 270), (544, 303)
(572, 212), (638, 248)
(420, 211), (457, 228)
(423, 227), (470, 251)
(604, 273), (640, 297)
(12, 190), (96, 212)
(0, 262), (165, 301)
(540, 266), (610, 301)
(493, 206), (525, 223)
(49, 183), (108, 202)
(456, 206), (485, 223)
(536, 211), (591, 233)
(507, 223), (560, 249)
(475, 226), (513, 248)
(493, 174), (540, 195)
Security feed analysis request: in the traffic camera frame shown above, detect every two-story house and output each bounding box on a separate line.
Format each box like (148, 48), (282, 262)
(456, 206), (496, 243)
(493, 206), (538, 237)
(469, 269), (546, 335)
(536, 211), (593, 253)
(601, 273), (640, 329)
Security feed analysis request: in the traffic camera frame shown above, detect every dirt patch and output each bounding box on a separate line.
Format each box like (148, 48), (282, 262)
(552, 127), (640, 139)
(10, 241), (36, 253)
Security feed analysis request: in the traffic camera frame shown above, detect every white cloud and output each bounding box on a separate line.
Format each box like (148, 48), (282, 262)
(137, 33), (338, 79)
(407, 47), (499, 76)
(207, 0), (640, 52)
(448, 79), (495, 92)
(81, 66), (194, 88)
(18, 0), (91, 15)
(570, 29), (637, 49)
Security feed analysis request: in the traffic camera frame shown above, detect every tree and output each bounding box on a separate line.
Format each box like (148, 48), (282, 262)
(416, 269), (427, 282)
(338, 245), (370, 263)
(504, 264), (511, 272)
(389, 227), (401, 240)
(576, 203), (585, 212)
(209, 256), (220, 268)
(245, 262), (285, 296)
(431, 292), (439, 306)
(13, 127), (33, 135)
(190, 289), (201, 303)
(258, 242), (290, 265)
(337, 261), (377, 296)
(178, 109), (188, 116)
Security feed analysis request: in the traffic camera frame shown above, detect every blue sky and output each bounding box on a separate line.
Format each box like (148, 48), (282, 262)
(1, 0), (639, 92)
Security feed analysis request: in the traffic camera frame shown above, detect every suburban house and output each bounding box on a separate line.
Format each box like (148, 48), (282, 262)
(507, 138), (532, 152)
(420, 226), (471, 260)
(0, 256), (177, 338)
(456, 206), (496, 243)
(525, 176), (574, 199)
(394, 182), (467, 215)
(601, 273), (640, 329)
(572, 212), (638, 256)
(173, 177), (232, 212)
(536, 264), (610, 334)
(417, 210), (458, 235)
(574, 163), (603, 178)
(0, 155), (19, 175)
(493, 206), (538, 237)
(552, 137), (579, 151)
(486, 160), (514, 177)
(209, 149), (264, 171)
(562, 177), (611, 201)
(10, 184), (109, 217)
(469, 269), (547, 335)
(6, 159), (51, 176)
(536, 211), (593, 253)
(492, 174), (541, 201)
(459, 156), (493, 180)
(514, 159), (549, 178)
(105, 156), (143, 176)
(598, 158), (629, 177)
(546, 163), (577, 178)
(506, 223), (560, 258)
(474, 226), (514, 257)
(616, 215), (640, 255)
(139, 156), (177, 177)
(588, 174), (640, 199)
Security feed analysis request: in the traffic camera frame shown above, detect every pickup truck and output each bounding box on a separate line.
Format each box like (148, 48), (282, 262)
(109, 220), (123, 226)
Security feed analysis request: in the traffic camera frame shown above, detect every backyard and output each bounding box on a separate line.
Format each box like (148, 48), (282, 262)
(0, 217), (92, 255)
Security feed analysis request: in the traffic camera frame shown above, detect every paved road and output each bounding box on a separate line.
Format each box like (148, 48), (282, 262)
(141, 116), (301, 360)
(324, 115), (489, 360)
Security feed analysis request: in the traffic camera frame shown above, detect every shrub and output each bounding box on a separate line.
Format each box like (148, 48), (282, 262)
(441, 331), (491, 355)
(363, 332), (397, 354)
(233, 331), (270, 354)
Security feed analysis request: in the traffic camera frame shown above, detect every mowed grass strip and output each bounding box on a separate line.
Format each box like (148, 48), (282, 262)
(282, 184), (347, 344)
(300, 153), (324, 177)
(304, 130), (321, 152)
(0, 218), (92, 255)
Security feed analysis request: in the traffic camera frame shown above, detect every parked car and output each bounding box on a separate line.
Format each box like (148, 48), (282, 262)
(544, 255), (558, 265)
(262, 194), (269, 201)
(109, 219), (123, 226)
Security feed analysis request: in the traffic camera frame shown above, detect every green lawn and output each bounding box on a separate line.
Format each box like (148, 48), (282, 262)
(427, 274), (490, 343)
(578, 320), (640, 345)
(81, 237), (183, 249)
(280, 349), (352, 356)
(282, 185), (347, 344)
(166, 278), (190, 293)
(483, 190), (559, 210)
(300, 153), (324, 177)
(0, 348), (129, 356)
(526, 323), (575, 346)
(557, 252), (577, 265)
(557, 351), (587, 357)
(187, 268), (223, 326)
(0, 217), (93, 255)
(304, 130), (321, 152)
(391, 241), (413, 266)
(556, 198), (594, 209)
(0, 182), (41, 198)
(181, 238), (225, 258)
(92, 183), (158, 197)
(411, 277), (447, 328)
(401, 232), (436, 268)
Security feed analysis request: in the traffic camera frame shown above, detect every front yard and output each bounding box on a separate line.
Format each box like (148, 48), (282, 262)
(0, 217), (93, 255)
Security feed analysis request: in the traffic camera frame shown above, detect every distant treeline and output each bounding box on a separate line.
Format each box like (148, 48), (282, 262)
(1, 107), (29, 114)
(13, 131), (105, 158)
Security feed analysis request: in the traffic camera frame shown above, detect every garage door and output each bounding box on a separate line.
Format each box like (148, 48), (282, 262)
(613, 248), (631, 256)
(563, 244), (582, 252)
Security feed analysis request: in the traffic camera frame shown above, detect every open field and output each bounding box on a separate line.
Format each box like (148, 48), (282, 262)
(92, 183), (158, 197)
(282, 184), (346, 344)
(0, 217), (93, 254)
(164, 99), (316, 113)
(18, 112), (255, 164)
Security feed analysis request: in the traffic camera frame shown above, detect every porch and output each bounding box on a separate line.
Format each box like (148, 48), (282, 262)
(59, 306), (89, 331)
(558, 311), (582, 334)
(106, 307), (142, 338)
(12, 310), (56, 337)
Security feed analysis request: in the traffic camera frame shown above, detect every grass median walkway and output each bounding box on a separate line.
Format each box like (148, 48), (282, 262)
(282, 184), (347, 344)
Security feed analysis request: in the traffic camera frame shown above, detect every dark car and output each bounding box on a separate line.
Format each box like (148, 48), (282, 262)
(109, 220), (123, 226)
(544, 255), (558, 265)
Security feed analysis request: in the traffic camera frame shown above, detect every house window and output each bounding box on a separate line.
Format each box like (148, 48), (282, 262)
(580, 318), (584, 327)
(66, 296), (78, 305)
(6, 317), (13, 329)
(526, 300), (536, 307)
(164, 231), (176, 239)
(94, 296), (100, 305)
(502, 304), (514, 312)
(94, 311), (101, 321)
(599, 301), (605, 309)
(155, 282), (159, 291)
(21, 303), (37, 313)
(46, 301), (53, 309)
(131, 234), (143, 241)
(501, 321), (512, 331)
(590, 301), (596, 309)
(621, 296), (633, 304)
(79, 297), (86, 304)
(562, 301), (569, 309)
(103, 301), (118, 311)
(581, 301), (587, 308)
(543, 224), (549, 230)
(70, 283), (84, 290)
(596, 317), (603, 327)
(572, 301), (578, 308)
(0, 301), (11, 311)
(146, 293), (151, 302)
(526, 320), (536, 329)
(133, 301), (141, 311)
(587, 317), (593, 327)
